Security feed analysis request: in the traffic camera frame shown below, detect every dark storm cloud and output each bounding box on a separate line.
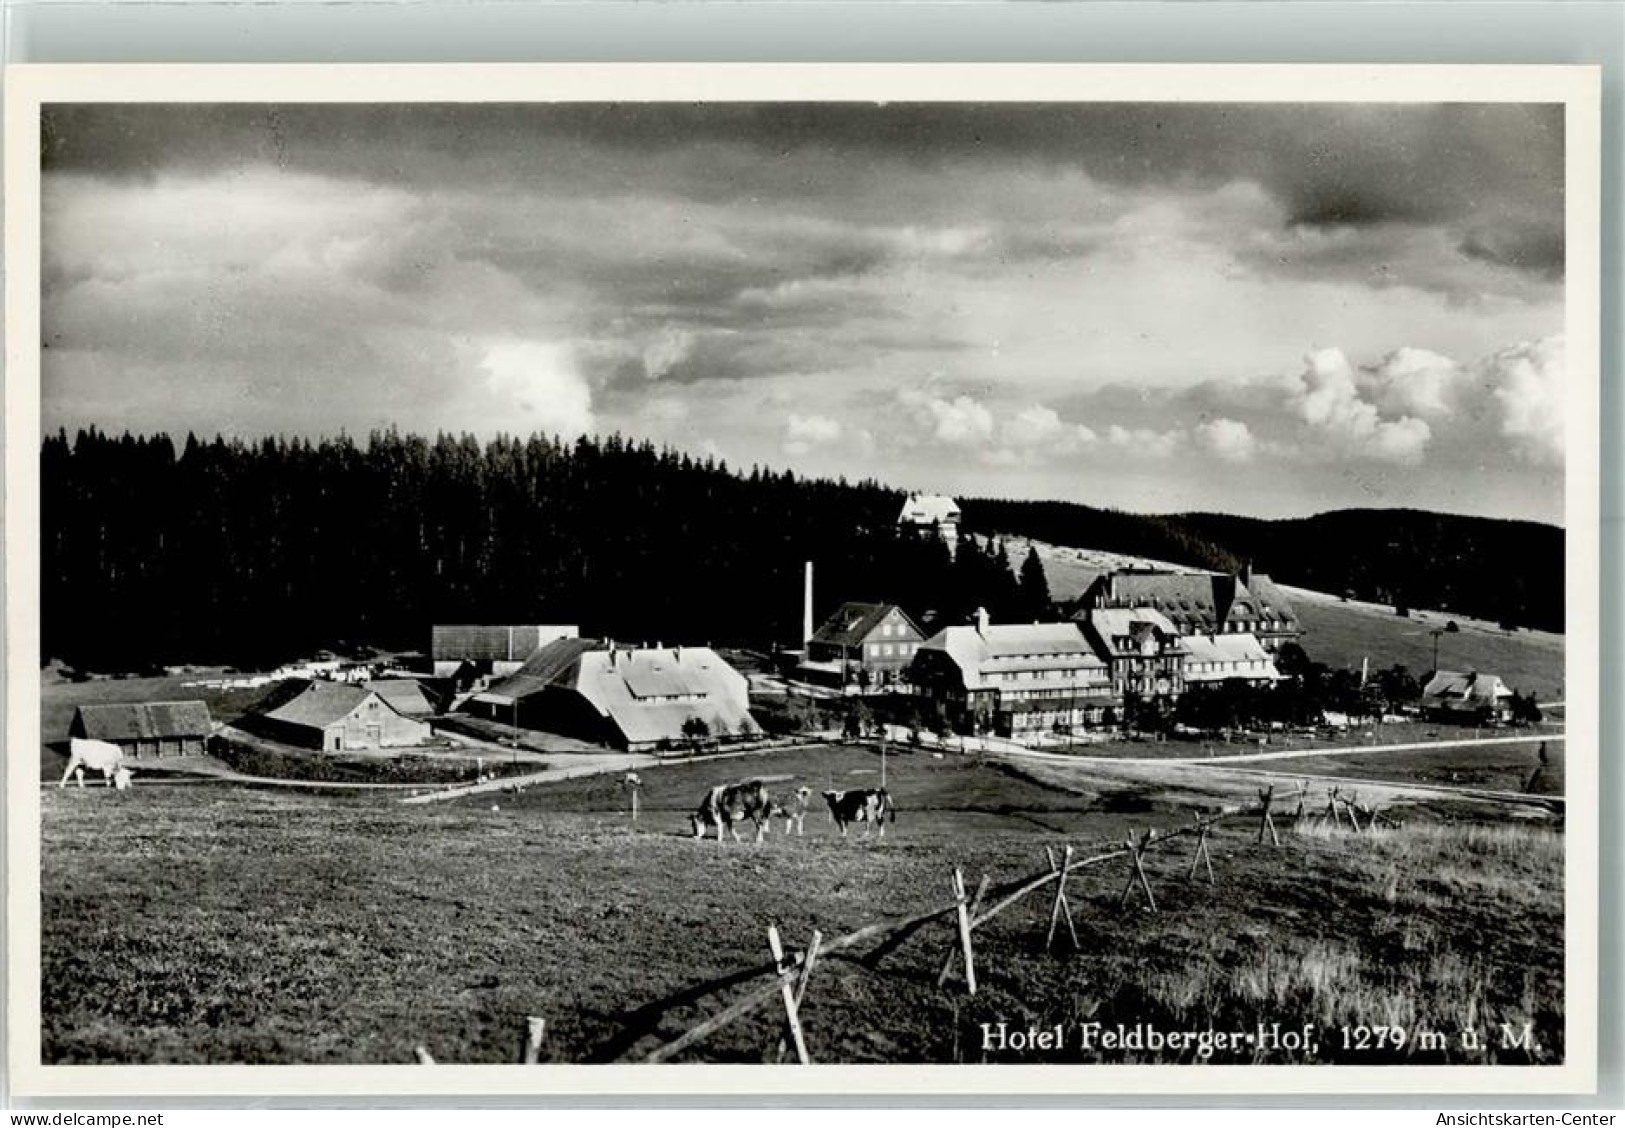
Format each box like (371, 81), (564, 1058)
(42, 101), (1565, 280)
(1459, 223), (1566, 280)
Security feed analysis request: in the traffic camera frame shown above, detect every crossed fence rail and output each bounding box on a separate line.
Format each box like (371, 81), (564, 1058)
(416, 781), (1407, 1066)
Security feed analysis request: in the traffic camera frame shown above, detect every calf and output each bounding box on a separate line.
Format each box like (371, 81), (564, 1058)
(691, 779), (782, 844)
(821, 788), (896, 837)
(778, 786), (813, 837)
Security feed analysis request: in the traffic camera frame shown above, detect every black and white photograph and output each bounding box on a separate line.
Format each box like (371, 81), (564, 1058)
(3, 65), (1601, 1097)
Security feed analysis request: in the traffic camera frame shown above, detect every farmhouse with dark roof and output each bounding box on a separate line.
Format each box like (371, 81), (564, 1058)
(69, 701), (212, 758)
(802, 601), (924, 688)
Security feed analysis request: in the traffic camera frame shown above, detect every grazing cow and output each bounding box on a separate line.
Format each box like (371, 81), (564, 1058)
(821, 788), (897, 837)
(59, 737), (124, 789)
(777, 786), (813, 836)
(691, 779), (782, 844)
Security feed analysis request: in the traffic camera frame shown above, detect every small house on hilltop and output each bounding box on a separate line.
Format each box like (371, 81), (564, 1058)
(243, 681), (432, 751)
(69, 701), (212, 758)
(898, 493), (961, 544)
(802, 602), (924, 688)
(1422, 670), (1514, 723)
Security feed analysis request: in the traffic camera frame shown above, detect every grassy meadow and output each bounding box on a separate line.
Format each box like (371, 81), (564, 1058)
(40, 743), (1563, 1066)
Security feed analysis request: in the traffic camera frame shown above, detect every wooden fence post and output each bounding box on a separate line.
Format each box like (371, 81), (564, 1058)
(951, 868), (978, 996)
(1045, 845), (1080, 953)
(1343, 792), (1365, 834)
(1186, 817), (1215, 887)
(1324, 787), (1343, 829)
(521, 1016), (546, 1064)
(1118, 831), (1159, 912)
(938, 874), (990, 987)
(768, 925), (812, 1064)
(624, 771), (643, 824)
(1256, 786), (1280, 846)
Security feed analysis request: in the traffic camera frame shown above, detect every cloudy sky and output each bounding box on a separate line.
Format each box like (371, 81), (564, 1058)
(41, 102), (1566, 522)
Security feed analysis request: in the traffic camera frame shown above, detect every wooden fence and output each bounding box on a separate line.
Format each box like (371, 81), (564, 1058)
(418, 782), (1405, 1065)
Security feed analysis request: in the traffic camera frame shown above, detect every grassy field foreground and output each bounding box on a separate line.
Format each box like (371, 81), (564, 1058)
(41, 745), (1563, 1066)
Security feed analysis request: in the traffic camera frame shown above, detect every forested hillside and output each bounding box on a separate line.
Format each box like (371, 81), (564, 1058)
(42, 430), (1563, 671)
(41, 429), (1047, 671)
(964, 498), (1563, 633)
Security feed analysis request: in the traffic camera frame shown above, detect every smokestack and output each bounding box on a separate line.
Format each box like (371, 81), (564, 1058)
(975, 606), (990, 634)
(803, 561), (814, 648)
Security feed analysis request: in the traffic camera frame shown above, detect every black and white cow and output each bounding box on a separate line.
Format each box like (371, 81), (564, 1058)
(691, 779), (783, 844)
(821, 788), (896, 837)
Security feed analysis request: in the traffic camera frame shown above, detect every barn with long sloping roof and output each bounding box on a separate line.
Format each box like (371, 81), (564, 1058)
(241, 681), (431, 751)
(468, 638), (754, 750)
(69, 701), (212, 758)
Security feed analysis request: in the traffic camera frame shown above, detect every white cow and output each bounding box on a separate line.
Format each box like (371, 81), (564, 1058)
(59, 737), (124, 788)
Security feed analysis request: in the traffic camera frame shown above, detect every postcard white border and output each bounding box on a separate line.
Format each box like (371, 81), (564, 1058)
(3, 62), (1603, 1099)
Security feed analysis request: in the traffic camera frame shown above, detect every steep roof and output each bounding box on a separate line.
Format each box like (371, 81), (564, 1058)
(809, 602), (921, 648)
(481, 637), (604, 703)
(259, 681), (380, 730)
(431, 625), (577, 662)
(368, 679), (436, 716)
(898, 493), (961, 526)
(72, 701), (212, 742)
(1424, 670), (1512, 704)
(1082, 569), (1299, 632)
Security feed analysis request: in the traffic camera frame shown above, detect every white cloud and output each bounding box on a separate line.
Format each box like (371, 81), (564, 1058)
(783, 412), (843, 454)
(1002, 404), (1099, 452)
(898, 389), (997, 447)
(1482, 336), (1565, 464)
(1364, 346), (1464, 418)
(1196, 417), (1257, 462)
(477, 337), (595, 437)
(1294, 348), (1431, 463)
(1106, 424), (1185, 458)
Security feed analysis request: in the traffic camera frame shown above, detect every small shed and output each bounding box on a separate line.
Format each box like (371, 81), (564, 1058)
(245, 681), (431, 752)
(69, 701), (212, 758)
(1422, 670), (1514, 722)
